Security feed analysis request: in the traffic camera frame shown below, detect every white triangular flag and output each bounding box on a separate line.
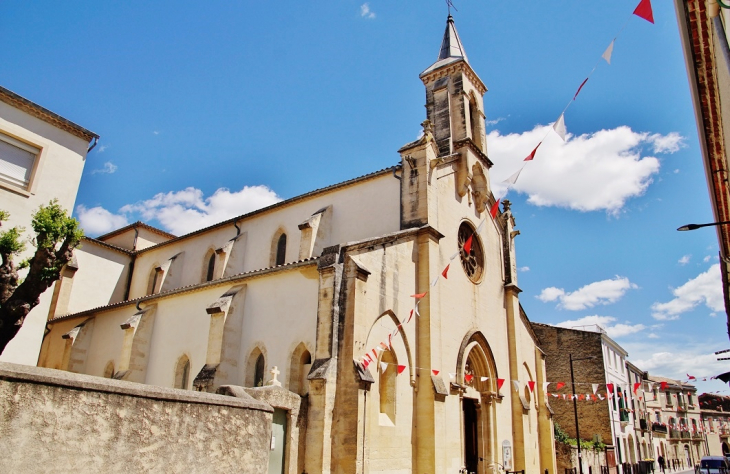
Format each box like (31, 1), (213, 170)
(448, 372), (456, 381)
(503, 166), (524, 186)
(543, 382), (551, 393)
(476, 219), (486, 234)
(380, 361), (388, 373)
(480, 376), (489, 382)
(592, 383), (599, 394)
(512, 380), (521, 392)
(602, 39), (615, 65)
(553, 113), (567, 141)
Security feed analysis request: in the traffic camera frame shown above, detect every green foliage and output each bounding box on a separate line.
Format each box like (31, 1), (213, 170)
(31, 200), (83, 250)
(554, 422), (606, 451)
(0, 210), (9, 221)
(0, 226), (26, 258)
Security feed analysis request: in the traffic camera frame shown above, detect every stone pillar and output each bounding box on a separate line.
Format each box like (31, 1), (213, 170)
(505, 283), (526, 471)
(304, 246), (343, 474)
(536, 346), (557, 474)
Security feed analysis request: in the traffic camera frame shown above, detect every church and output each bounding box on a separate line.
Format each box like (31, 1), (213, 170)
(37, 15), (557, 474)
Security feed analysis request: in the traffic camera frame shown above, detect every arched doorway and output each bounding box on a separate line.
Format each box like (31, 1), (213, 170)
(457, 331), (499, 474)
(722, 441), (730, 456)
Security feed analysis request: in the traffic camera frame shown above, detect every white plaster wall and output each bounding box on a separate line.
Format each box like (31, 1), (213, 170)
(127, 173), (400, 300)
(66, 243), (130, 314)
(0, 101), (90, 365)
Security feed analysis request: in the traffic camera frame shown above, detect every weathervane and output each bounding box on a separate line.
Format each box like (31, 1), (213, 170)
(446, 0), (457, 15)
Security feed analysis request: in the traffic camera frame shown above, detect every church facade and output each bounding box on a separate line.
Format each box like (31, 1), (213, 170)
(38, 16), (556, 474)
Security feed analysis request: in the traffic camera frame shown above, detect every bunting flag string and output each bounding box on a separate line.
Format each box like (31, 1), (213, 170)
(494, 0), (654, 198)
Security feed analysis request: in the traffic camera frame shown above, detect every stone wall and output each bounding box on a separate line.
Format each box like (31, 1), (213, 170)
(0, 362), (273, 473)
(532, 324), (613, 445)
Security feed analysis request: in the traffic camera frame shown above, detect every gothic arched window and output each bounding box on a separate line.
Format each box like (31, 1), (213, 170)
(254, 353), (265, 387)
(276, 234), (287, 266)
(174, 355), (191, 390)
(206, 252), (216, 282)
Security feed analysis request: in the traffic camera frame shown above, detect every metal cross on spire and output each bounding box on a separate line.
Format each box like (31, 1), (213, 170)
(446, 0), (457, 15)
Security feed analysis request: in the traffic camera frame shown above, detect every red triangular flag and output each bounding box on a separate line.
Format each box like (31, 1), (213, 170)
(633, 0), (654, 24)
(687, 373), (696, 381)
(465, 374), (474, 383)
(606, 383), (614, 394)
(442, 264), (450, 279)
(523, 142), (542, 161)
(406, 309), (414, 323)
(490, 199), (500, 219)
(660, 381), (667, 391)
(578, 394), (585, 401)
(497, 378), (506, 390)
(365, 353), (373, 362)
(556, 382), (566, 391)
(411, 292), (427, 299)
(463, 235), (473, 254)
(573, 78), (589, 101)
(432, 370), (439, 376)
(397, 365), (406, 374)
(528, 381), (535, 393)
(634, 383), (641, 395)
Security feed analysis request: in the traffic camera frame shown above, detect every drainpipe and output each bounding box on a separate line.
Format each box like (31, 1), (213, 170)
(87, 137), (98, 153)
(123, 227), (140, 301)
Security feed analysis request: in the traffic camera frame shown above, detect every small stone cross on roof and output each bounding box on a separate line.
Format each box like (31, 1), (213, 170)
(268, 366), (282, 387)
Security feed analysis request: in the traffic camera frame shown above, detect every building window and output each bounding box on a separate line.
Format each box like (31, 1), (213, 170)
(275, 234), (286, 266)
(0, 131), (39, 190)
(147, 266), (163, 295)
(458, 222), (484, 283)
(254, 353), (265, 387)
(206, 252), (216, 281)
(174, 355), (191, 390)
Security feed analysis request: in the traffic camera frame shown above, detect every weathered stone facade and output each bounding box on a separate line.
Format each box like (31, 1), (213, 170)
(0, 362), (272, 473)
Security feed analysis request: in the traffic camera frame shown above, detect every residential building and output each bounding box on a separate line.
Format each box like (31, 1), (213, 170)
(0, 85), (98, 365)
(699, 393), (730, 455)
(530, 323), (634, 470)
(35, 16), (557, 474)
(644, 375), (704, 466)
(626, 361), (654, 461)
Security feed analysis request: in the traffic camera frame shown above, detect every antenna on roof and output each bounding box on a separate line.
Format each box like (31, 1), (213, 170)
(446, 0), (457, 15)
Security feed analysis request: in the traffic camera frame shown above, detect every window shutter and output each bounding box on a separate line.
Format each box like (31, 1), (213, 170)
(0, 134), (39, 188)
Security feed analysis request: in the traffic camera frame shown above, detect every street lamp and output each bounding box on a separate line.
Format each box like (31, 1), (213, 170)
(677, 221), (730, 231)
(570, 354), (596, 474)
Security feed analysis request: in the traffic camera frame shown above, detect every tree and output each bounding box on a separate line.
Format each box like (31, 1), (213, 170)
(0, 201), (83, 355)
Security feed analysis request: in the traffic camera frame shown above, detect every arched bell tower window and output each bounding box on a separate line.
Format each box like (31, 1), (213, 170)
(458, 222), (484, 283)
(468, 93), (483, 150)
(275, 233), (287, 266)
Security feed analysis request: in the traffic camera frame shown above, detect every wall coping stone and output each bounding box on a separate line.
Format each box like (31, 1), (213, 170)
(0, 361), (273, 412)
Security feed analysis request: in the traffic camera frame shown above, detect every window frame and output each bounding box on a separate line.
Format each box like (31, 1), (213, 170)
(0, 129), (44, 195)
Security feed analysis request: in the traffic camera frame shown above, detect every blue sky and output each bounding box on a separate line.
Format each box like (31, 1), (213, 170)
(2, 1), (727, 393)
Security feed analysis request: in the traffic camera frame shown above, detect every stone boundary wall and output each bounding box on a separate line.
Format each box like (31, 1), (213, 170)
(0, 362), (273, 473)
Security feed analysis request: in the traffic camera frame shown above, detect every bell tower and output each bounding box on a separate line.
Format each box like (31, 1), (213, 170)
(399, 15), (494, 229)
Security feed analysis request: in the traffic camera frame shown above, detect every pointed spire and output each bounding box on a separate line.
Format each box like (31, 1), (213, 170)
(437, 15), (468, 63)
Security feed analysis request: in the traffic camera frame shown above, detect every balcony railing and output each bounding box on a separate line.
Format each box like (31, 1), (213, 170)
(669, 429), (680, 439)
(680, 431), (691, 439)
(652, 422), (667, 434)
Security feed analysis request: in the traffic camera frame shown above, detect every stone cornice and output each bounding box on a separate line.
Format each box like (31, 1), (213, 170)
(420, 61), (487, 95)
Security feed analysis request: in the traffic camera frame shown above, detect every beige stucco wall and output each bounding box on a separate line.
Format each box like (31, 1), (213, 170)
(0, 361), (272, 474)
(0, 100), (91, 365)
(66, 242), (131, 314)
(127, 173), (399, 300)
(41, 263), (320, 395)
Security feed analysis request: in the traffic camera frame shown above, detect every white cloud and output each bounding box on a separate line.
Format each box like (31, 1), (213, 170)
(486, 117), (505, 126)
(631, 349), (723, 383)
(488, 125), (683, 214)
(555, 315), (645, 339)
(110, 184), (283, 235)
(647, 333), (659, 339)
(76, 205), (129, 236)
(90, 161), (117, 175)
(537, 276), (638, 311)
(649, 132), (684, 154)
(651, 264), (724, 320)
(97, 144), (108, 153)
(518, 266), (530, 272)
(153, 131), (160, 135)
(674, 169), (680, 174)
(678, 255), (690, 265)
(360, 3), (376, 19)
(704, 255), (712, 263)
